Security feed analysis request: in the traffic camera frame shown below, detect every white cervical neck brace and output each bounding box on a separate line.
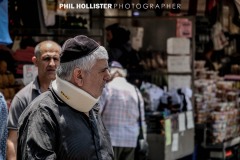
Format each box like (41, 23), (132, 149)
(52, 76), (99, 112)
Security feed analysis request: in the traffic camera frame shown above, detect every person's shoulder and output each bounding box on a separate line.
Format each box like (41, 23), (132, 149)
(11, 81), (34, 102)
(33, 90), (60, 113)
(20, 91), (56, 117)
(18, 91), (57, 127)
(109, 77), (134, 90)
(16, 81), (34, 94)
(31, 90), (55, 106)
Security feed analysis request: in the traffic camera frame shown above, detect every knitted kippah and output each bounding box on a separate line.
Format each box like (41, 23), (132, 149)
(60, 35), (100, 63)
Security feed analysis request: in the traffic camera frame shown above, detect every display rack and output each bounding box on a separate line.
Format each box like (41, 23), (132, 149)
(194, 65), (240, 160)
(201, 130), (240, 159)
(146, 111), (195, 160)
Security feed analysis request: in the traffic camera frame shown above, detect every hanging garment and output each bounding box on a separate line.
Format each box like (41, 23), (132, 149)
(233, 0), (240, 27)
(0, 0), (12, 45)
(212, 22), (229, 51)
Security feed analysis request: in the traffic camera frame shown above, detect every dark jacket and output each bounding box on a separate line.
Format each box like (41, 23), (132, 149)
(17, 88), (114, 160)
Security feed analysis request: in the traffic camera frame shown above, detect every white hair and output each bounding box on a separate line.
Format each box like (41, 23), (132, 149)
(57, 46), (108, 81)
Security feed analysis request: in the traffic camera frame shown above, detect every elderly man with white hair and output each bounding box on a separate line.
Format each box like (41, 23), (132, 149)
(99, 61), (147, 160)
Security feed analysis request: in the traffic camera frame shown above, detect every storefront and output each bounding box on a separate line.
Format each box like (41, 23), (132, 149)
(1, 0), (240, 159)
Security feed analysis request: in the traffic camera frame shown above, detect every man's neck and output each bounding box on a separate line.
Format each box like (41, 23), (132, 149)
(38, 76), (52, 93)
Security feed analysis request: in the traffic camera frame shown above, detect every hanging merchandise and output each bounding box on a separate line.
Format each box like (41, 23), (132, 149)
(41, 0), (57, 26)
(18, 0), (42, 28)
(140, 81), (164, 112)
(156, 87), (193, 115)
(0, 0), (13, 45)
(158, 90), (182, 114)
(211, 22), (229, 51)
(176, 18), (192, 38)
(205, 0), (219, 26)
(176, 88), (192, 111)
(233, 0), (240, 27)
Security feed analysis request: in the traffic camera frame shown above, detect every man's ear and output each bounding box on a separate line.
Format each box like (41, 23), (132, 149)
(73, 68), (83, 86)
(32, 56), (38, 67)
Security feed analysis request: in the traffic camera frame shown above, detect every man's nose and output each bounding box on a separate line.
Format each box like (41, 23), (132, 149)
(105, 69), (111, 81)
(49, 58), (56, 66)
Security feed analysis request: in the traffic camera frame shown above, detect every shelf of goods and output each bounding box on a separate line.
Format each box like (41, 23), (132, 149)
(194, 61), (240, 160)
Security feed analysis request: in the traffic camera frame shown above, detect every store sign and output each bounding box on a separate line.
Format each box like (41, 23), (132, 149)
(176, 18), (192, 38)
(23, 65), (38, 85)
(167, 37), (190, 54)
